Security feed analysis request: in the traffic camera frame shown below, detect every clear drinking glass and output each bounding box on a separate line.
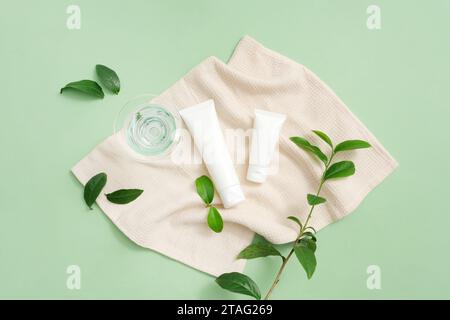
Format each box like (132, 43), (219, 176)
(114, 94), (181, 159)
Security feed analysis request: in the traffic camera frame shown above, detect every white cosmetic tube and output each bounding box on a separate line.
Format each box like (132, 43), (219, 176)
(247, 109), (286, 183)
(179, 100), (245, 208)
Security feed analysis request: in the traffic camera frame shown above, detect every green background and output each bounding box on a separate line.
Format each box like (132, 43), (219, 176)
(1, 0), (449, 299)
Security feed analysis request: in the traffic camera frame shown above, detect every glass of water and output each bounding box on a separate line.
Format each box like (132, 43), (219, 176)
(114, 94), (181, 159)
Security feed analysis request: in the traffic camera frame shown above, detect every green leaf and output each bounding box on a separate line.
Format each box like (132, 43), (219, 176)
(294, 242), (317, 279)
(195, 175), (214, 204)
(237, 243), (283, 260)
(312, 130), (333, 148)
(299, 237), (317, 253)
(289, 137), (328, 164)
(334, 140), (371, 153)
(96, 64), (121, 94)
(216, 272), (261, 300)
(307, 194), (327, 206)
(207, 206), (223, 233)
(106, 189), (143, 204)
(323, 161), (355, 180)
(84, 172), (107, 209)
(287, 216), (303, 229)
(60, 80), (104, 98)
(290, 136), (328, 164)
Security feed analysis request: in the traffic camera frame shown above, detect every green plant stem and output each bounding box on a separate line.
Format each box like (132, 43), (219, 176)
(263, 253), (294, 300)
(263, 152), (335, 300)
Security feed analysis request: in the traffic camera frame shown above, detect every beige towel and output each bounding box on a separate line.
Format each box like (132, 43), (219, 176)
(72, 36), (398, 276)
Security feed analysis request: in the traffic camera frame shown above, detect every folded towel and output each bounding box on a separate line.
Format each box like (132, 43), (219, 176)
(72, 36), (398, 276)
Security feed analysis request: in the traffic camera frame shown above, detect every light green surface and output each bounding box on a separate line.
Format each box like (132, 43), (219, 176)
(1, 0), (449, 299)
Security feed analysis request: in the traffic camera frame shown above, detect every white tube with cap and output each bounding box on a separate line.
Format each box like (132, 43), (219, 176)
(247, 109), (286, 183)
(179, 99), (245, 208)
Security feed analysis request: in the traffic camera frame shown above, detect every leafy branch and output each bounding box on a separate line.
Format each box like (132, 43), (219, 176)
(83, 172), (143, 209)
(215, 130), (371, 300)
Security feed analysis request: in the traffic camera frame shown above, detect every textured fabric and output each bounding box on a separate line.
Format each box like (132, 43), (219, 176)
(72, 36), (398, 276)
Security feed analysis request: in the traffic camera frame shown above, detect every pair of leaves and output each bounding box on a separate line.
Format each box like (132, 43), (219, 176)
(195, 175), (223, 233)
(216, 272), (261, 300)
(83, 172), (143, 209)
(290, 131), (371, 166)
(312, 130), (371, 153)
(287, 216), (317, 235)
(60, 64), (120, 98)
(225, 238), (317, 297)
(217, 239), (283, 299)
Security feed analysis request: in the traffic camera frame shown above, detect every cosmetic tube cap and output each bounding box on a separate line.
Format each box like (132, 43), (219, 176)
(247, 165), (268, 183)
(220, 185), (245, 208)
